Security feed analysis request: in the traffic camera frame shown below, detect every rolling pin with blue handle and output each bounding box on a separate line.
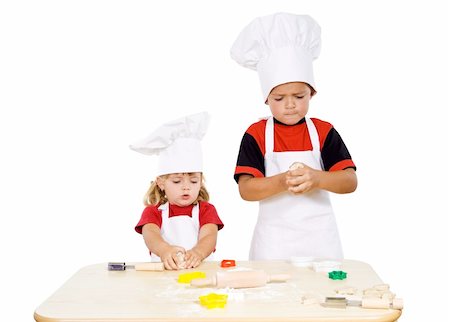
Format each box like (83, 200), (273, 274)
(108, 262), (164, 271)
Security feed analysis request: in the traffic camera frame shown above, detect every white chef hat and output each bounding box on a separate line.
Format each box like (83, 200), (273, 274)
(230, 12), (321, 102)
(130, 112), (210, 176)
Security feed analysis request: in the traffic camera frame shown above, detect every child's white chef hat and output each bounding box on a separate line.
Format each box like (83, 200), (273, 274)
(130, 112), (209, 176)
(230, 12), (321, 102)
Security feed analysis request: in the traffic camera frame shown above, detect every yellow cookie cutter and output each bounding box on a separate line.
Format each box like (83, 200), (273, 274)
(199, 293), (228, 309)
(177, 271), (206, 283)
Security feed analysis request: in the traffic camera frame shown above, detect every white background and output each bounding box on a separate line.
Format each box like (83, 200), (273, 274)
(0, 0), (448, 321)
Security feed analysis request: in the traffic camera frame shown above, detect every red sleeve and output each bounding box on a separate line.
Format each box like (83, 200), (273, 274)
(199, 201), (224, 230)
(312, 118), (356, 171)
(134, 205), (162, 234)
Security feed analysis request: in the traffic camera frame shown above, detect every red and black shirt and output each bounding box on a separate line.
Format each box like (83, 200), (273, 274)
(234, 117), (356, 182)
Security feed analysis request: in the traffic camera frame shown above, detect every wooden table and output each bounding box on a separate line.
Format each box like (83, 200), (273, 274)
(34, 260), (402, 322)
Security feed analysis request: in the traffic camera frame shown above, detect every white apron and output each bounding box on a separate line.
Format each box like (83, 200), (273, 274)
(151, 203), (200, 262)
(249, 117), (343, 260)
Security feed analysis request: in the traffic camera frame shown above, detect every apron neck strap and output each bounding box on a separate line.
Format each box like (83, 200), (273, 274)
(265, 117), (275, 156)
(305, 118), (323, 169)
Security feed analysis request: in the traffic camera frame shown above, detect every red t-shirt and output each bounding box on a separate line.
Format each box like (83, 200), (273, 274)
(135, 201), (224, 234)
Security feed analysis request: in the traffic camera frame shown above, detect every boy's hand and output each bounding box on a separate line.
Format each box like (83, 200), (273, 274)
(286, 163), (319, 194)
(159, 246), (186, 270)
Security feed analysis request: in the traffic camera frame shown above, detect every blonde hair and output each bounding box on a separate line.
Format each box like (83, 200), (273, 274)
(143, 173), (210, 206)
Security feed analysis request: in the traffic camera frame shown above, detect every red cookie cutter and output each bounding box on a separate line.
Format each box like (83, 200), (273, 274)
(220, 259), (236, 268)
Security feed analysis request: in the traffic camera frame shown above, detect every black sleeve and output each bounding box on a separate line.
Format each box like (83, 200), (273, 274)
(321, 128), (355, 171)
(234, 133), (265, 182)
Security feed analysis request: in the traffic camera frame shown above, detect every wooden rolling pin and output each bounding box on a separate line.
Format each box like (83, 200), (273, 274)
(134, 262), (165, 271)
(323, 297), (404, 310)
(190, 269), (290, 288)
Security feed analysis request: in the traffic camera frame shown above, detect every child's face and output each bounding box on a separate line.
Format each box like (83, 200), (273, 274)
(266, 82), (312, 125)
(157, 173), (202, 207)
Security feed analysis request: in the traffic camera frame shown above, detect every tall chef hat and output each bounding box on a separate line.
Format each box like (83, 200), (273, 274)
(230, 12), (321, 102)
(130, 112), (209, 176)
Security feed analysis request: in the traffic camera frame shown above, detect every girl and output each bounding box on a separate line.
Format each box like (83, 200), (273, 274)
(131, 112), (224, 270)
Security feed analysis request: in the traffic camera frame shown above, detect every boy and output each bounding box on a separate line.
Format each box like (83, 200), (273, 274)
(231, 13), (357, 260)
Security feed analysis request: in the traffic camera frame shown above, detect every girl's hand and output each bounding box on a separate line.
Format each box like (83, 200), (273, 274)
(286, 163), (319, 194)
(159, 246), (185, 270)
(184, 249), (204, 269)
